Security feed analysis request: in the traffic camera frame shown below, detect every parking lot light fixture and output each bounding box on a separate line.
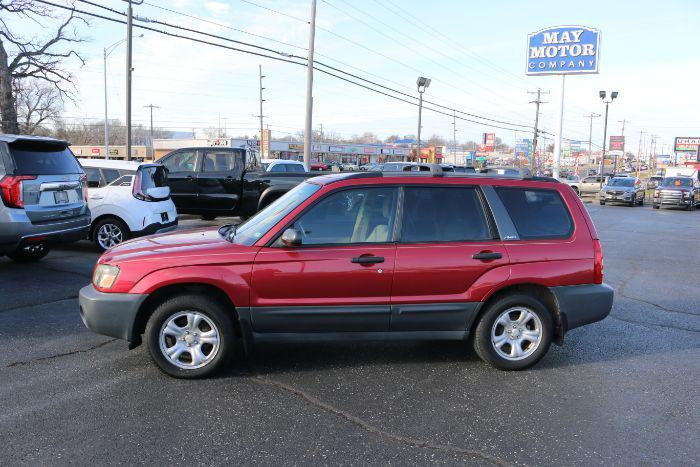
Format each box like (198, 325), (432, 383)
(599, 90), (619, 188)
(416, 77), (431, 162)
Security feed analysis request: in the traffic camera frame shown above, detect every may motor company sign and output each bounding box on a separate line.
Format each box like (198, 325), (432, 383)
(527, 26), (600, 75)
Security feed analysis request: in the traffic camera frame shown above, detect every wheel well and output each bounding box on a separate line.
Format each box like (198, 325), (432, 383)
(130, 283), (243, 348)
(89, 214), (130, 240)
(471, 283), (564, 345)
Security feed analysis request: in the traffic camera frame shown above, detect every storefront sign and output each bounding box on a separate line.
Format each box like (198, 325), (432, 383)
(674, 137), (700, 152)
(609, 136), (625, 151)
(329, 145), (344, 153)
(288, 143), (304, 151)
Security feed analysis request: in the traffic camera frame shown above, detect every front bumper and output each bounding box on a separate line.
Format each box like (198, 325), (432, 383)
(601, 192), (635, 203)
(551, 283), (614, 332)
(654, 196), (691, 206)
(79, 285), (147, 342)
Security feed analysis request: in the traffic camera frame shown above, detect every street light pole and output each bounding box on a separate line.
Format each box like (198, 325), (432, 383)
(416, 77), (430, 162)
(598, 91), (618, 189)
(303, 0), (317, 171)
(125, 0), (133, 161)
(144, 104), (159, 160)
(103, 47), (109, 159)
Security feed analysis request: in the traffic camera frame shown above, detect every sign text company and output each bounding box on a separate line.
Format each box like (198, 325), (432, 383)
(527, 26), (600, 75)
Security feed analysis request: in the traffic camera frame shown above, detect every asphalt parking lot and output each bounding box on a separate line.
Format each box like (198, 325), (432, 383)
(1, 205), (698, 466)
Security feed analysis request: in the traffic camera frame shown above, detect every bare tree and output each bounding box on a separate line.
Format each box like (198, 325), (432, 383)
(15, 78), (62, 134)
(0, 1), (86, 133)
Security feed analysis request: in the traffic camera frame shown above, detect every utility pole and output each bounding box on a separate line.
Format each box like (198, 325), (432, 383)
(635, 130), (645, 178)
(258, 64), (265, 160)
(528, 88), (548, 172)
(144, 104), (159, 160)
(584, 113), (601, 177)
(319, 123), (324, 140)
(303, 0), (317, 171)
(125, 0), (133, 161)
(599, 102), (610, 188)
(452, 110), (457, 165)
(614, 119), (628, 173)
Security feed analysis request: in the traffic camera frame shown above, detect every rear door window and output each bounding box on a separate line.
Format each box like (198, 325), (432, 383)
(400, 186), (491, 242)
(495, 187), (573, 239)
(286, 164), (306, 173)
(9, 142), (82, 175)
(84, 167), (102, 187)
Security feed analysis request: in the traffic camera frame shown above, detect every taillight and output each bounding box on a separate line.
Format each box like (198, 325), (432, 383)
(593, 238), (604, 284)
(0, 175), (36, 208)
(80, 173), (88, 202)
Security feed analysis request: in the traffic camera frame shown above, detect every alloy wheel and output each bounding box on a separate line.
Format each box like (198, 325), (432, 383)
(491, 307), (543, 361)
(159, 311), (220, 369)
(97, 223), (123, 249)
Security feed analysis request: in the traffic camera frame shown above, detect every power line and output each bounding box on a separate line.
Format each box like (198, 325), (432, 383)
(55, 0), (537, 132)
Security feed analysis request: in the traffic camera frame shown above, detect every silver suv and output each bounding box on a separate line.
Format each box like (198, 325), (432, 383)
(0, 135), (90, 262)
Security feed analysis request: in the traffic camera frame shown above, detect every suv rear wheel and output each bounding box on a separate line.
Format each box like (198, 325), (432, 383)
(93, 217), (130, 251)
(7, 243), (50, 262)
(473, 293), (553, 370)
(145, 294), (235, 378)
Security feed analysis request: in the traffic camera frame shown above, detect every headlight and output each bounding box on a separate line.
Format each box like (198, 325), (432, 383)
(93, 264), (120, 289)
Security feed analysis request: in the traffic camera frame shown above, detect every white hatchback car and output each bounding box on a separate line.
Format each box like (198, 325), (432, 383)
(260, 158), (307, 173)
(79, 159), (178, 251)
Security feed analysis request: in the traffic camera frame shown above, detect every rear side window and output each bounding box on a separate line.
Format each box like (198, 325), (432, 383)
(84, 167), (102, 187)
(286, 164), (305, 173)
(269, 164), (285, 172)
(9, 142), (82, 175)
(139, 166), (168, 190)
(495, 187), (573, 239)
(401, 187), (491, 242)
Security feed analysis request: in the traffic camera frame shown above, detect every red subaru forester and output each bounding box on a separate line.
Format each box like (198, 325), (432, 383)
(80, 169), (613, 378)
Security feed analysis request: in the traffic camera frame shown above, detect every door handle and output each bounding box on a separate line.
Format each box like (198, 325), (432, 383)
(472, 251), (502, 260)
(351, 255), (385, 264)
(185, 175), (195, 181)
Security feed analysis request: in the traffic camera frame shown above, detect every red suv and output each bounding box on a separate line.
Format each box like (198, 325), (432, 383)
(80, 170), (613, 378)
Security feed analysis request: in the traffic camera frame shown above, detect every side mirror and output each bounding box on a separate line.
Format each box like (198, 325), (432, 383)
(281, 228), (302, 247)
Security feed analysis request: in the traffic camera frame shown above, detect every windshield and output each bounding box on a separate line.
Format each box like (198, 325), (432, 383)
(660, 177), (692, 187)
(231, 182), (321, 245)
(608, 178), (635, 187)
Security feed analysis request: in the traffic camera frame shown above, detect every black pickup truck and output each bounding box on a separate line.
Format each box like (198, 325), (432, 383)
(158, 147), (317, 220)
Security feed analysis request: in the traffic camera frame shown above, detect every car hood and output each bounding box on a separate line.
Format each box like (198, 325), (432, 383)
(99, 227), (257, 266)
(657, 186), (689, 191)
(604, 185), (635, 191)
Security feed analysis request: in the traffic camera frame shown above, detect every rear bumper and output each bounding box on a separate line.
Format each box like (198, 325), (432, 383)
(79, 285), (147, 342)
(551, 283), (614, 332)
(132, 218), (178, 237)
(0, 213), (91, 254)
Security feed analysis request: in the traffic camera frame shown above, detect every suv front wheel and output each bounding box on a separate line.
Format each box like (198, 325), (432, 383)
(473, 294), (553, 370)
(145, 294), (235, 378)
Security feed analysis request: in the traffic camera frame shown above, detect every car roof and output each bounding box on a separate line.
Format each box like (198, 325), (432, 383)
(77, 158), (144, 170)
(262, 159), (303, 164)
(0, 133), (69, 145)
(307, 168), (560, 186)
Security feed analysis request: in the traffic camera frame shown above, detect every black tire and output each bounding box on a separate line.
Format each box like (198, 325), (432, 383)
(93, 217), (130, 252)
(638, 195), (644, 206)
(145, 294), (236, 378)
(473, 293), (553, 371)
(653, 204), (660, 209)
(628, 194), (636, 207)
(599, 200), (605, 205)
(573, 187), (580, 197)
(7, 243), (50, 262)
(201, 215), (217, 221)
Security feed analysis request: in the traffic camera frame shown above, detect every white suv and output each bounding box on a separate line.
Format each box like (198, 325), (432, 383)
(79, 159), (178, 251)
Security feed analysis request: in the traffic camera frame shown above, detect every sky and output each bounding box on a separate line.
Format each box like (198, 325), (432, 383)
(16, 0), (700, 155)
